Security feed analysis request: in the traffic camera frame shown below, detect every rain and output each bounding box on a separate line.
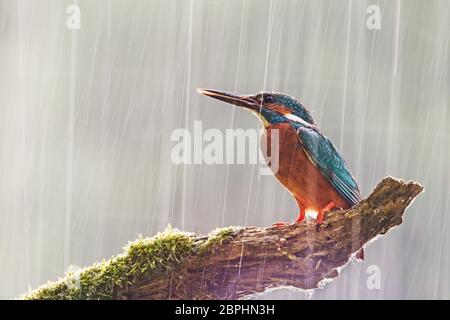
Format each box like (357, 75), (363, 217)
(0, 0), (449, 299)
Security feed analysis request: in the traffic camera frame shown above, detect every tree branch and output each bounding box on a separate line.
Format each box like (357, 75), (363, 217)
(117, 177), (423, 300)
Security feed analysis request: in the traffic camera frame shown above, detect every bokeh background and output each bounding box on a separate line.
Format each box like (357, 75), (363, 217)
(0, 0), (449, 299)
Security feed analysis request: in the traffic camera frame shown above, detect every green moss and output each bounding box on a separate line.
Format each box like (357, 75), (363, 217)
(198, 226), (241, 255)
(24, 225), (242, 300)
(24, 226), (196, 300)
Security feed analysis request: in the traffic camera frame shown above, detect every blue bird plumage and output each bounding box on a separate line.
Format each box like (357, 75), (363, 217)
(245, 92), (360, 206)
(198, 88), (362, 225)
(293, 123), (361, 206)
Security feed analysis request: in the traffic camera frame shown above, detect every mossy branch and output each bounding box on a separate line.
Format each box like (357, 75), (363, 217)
(25, 177), (422, 300)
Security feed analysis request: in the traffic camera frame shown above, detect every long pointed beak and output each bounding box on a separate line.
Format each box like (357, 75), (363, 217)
(197, 88), (260, 110)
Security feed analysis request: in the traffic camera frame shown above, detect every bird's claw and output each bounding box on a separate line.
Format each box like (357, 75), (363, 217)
(272, 219), (305, 228)
(315, 223), (322, 232)
(272, 222), (290, 228)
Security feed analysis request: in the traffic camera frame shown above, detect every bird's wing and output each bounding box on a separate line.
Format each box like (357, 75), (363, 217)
(293, 124), (361, 206)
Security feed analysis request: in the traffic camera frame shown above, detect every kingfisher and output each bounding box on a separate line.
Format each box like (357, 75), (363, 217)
(198, 88), (361, 226)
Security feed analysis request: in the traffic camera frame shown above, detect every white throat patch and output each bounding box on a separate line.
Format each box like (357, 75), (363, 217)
(284, 113), (310, 126)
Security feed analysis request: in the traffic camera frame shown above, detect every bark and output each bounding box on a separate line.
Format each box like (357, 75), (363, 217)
(117, 177), (423, 300)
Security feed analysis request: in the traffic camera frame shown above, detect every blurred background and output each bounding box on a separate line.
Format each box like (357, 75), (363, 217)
(0, 0), (449, 299)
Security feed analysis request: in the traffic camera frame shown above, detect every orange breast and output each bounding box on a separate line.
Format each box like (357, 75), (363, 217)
(261, 123), (350, 212)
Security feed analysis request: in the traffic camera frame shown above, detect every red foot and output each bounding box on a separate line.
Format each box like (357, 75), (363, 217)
(272, 222), (290, 227)
(295, 206), (306, 223)
(272, 207), (305, 227)
(316, 201), (336, 224)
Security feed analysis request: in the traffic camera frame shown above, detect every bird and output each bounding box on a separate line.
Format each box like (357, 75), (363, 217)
(197, 88), (361, 226)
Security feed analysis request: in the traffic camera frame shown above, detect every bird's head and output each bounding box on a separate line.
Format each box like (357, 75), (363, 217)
(197, 89), (315, 127)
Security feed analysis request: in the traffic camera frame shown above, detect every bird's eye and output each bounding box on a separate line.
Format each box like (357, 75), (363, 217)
(265, 95), (274, 103)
